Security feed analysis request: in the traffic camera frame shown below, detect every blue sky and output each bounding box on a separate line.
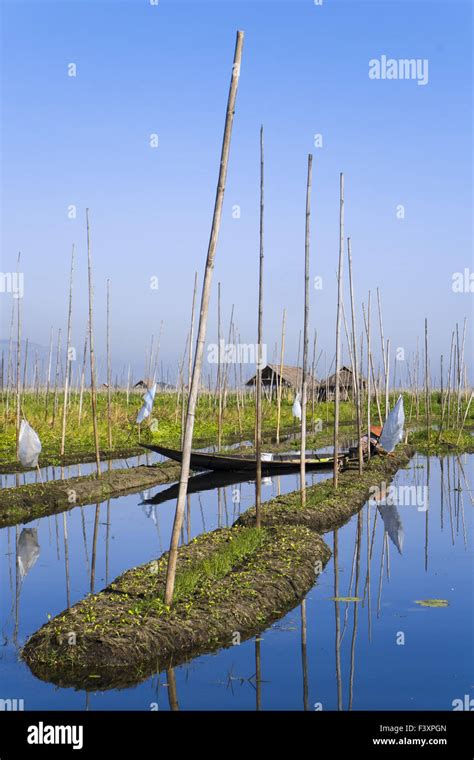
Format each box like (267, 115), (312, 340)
(1, 0), (472, 384)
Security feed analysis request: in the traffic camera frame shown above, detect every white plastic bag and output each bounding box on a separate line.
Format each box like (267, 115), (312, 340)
(136, 383), (157, 424)
(19, 419), (42, 468)
(292, 393), (302, 421)
(379, 395), (405, 453)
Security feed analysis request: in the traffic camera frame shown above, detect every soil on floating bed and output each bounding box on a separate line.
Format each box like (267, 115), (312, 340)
(22, 524), (331, 691)
(236, 445), (415, 533)
(0, 462), (184, 529)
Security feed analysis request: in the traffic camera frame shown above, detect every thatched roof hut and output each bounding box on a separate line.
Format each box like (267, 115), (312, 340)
(317, 365), (366, 401)
(246, 364), (316, 392)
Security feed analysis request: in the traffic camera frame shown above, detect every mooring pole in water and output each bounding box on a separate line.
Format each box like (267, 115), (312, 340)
(300, 154), (312, 506)
(164, 31), (244, 607)
(333, 173), (344, 488)
(86, 209), (101, 477)
(255, 125), (264, 529)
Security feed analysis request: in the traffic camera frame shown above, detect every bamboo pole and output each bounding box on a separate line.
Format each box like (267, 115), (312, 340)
(106, 279), (112, 450)
(86, 209), (101, 476)
(4, 298), (15, 425)
(424, 318), (430, 442)
(300, 154), (312, 506)
(276, 308), (286, 444)
(22, 338), (28, 391)
(78, 326), (88, 425)
(217, 282), (223, 449)
(365, 293), (371, 461)
(164, 30), (244, 606)
(44, 326), (54, 420)
(347, 237), (363, 473)
(15, 253), (22, 459)
(333, 173), (344, 488)
(60, 245), (75, 456)
(385, 337), (390, 416)
(377, 288), (389, 418)
(52, 328), (62, 427)
(255, 125), (265, 528)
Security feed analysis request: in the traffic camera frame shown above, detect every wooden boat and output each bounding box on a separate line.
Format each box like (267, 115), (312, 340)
(140, 443), (347, 474)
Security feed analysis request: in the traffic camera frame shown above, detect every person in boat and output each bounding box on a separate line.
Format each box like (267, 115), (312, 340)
(352, 425), (383, 457)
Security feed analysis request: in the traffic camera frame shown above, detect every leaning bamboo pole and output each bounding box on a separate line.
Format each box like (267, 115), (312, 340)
(86, 209), (101, 476)
(347, 237), (363, 474)
(300, 153), (312, 506)
(60, 245), (75, 456)
(333, 173), (344, 488)
(164, 30), (244, 606)
(255, 125), (265, 528)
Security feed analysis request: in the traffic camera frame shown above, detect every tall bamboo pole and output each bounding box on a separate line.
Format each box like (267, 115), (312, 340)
(44, 326), (53, 420)
(377, 288), (389, 418)
(385, 338), (390, 416)
(347, 237), (363, 473)
(276, 308), (286, 443)
(365, 293), (372, 461)
(300, 154), (312, 505)
(333, 173), (344, 488)
(217, 282), (223, 449)
(106, 279), (112, 450)
(255, 125), (265, 528)
(60, 245), (75, 456)
(424, 318), (430, 442)
(164, 31), (244, 606)
(86, 209), (101, 476)
(15, 253), (22, 459)
(78, 326), (88, 425)
(52, 328), (62, 427)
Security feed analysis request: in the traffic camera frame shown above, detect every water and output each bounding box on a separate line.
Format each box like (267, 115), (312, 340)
(0, 453), (471, 711)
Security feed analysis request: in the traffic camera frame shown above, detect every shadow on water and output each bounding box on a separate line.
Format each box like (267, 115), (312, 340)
(0, 452), (472, 710)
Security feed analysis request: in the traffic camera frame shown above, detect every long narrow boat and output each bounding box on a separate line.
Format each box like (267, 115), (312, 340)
(140, 443), (347, 474)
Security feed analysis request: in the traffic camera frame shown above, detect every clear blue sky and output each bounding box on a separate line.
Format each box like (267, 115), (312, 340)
(1, 0), (472, 384)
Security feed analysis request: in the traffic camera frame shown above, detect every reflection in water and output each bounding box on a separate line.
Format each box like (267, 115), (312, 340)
(1, 453), (472, 710)
(17, 528), (40, 580)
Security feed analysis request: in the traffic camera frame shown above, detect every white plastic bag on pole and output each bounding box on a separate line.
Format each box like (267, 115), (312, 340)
(292, 392), (302, 421)
(136, 383), (157, 424)
(19, 420), (42, 468)
(379, 395), (405, 453)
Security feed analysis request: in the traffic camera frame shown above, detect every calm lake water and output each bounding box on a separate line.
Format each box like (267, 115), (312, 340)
(0, 453), (472, 711)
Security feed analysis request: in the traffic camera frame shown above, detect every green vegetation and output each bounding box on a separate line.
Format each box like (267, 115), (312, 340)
(1, 388), (471, 467)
